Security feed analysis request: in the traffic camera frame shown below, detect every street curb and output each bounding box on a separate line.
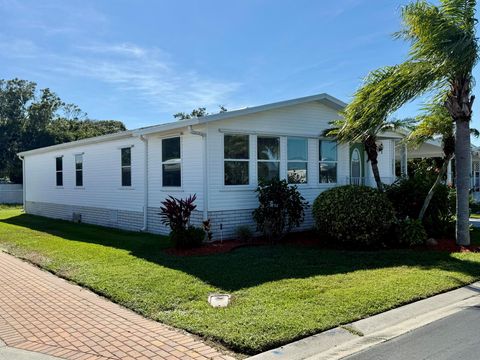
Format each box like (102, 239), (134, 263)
(248, 281), (480, 360)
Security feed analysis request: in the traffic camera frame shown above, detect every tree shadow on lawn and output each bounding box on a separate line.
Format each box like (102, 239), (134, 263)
(3, 213), (480, 292)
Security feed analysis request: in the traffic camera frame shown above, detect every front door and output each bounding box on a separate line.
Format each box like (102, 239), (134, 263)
(350, 144), (365, 185)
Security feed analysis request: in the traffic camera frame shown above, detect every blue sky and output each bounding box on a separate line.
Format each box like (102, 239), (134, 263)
(1, 0), (479, 142)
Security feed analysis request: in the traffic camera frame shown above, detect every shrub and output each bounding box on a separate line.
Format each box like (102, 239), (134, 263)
(395, 218), (427, 247)
(235, 225), (254, 242)
(160, 194), (197, 233)
(252, 179), (308, 241)
(385, 170), (455, 238)
(312, 185), (395, 247)
(159, 194), (204, 248)
(171, 226), (205, 248)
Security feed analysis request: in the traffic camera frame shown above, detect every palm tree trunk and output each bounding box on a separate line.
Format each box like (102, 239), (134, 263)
(418, 153), (453, 221)
(454, 119), (471, 245)
(446, 76), (474, 246)
(364, 136), (383, 191)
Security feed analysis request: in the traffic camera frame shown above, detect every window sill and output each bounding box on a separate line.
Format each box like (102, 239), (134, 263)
(55, 186), (64, 189)
(161, 188), (184, 192)
(220, 186), (256, 192)
(119, 187), (135, 190)
(75, 186), (85, 190)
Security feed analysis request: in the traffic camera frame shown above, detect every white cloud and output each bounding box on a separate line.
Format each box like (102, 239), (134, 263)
(2, 37), (240, 113)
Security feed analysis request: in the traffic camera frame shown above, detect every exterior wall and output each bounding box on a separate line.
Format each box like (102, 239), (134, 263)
(24, 137), (145, 212)
(22, 100), (399, 240)
(0, 184), (22, 204)
(26, 201), (144, 232)
(147, 131), (205, 211)
(206, 102), (349, 212)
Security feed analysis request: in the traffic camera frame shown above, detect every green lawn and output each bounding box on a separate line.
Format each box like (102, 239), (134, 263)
(1, 206), (480, 355)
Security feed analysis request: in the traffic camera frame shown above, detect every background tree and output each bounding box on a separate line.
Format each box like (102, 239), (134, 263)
(0, 78), (126, 183)
(337, 0), (478, 245)
(173, 105), (227, 120)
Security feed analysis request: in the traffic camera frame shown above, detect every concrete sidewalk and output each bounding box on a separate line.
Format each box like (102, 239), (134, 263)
(0, 339), (60, 360)
(249, 281), (480, 360)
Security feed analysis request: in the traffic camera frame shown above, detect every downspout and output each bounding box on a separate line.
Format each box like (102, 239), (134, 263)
(140, 135), (149, 231)
(188, 125), (208, 220)
(18, 155), (26, 211)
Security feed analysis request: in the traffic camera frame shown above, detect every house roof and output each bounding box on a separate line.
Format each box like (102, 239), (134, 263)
(18, 93), (347, 156)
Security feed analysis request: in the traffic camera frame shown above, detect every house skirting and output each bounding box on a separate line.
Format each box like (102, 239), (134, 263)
(25, 201), (314, 240)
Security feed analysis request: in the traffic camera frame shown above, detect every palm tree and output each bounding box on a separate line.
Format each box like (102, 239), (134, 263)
(327, 119), (411, 191)
(408, 102), (455, 220)
(339, 0), (478, 245)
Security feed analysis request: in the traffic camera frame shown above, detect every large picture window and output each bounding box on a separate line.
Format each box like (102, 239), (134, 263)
(55, 156), (63, 186)
(224, 134), (249, 185)
(319, 140), (337, 183)
(75, 154), (83, 187)
(121, 147), (132, 187)
(162, 137), (181, 187)
(287, 137), (308, 184)
(257, 136), (280, 182)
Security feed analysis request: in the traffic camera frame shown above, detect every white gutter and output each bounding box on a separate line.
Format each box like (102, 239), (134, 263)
(18, 155), (26, 211)
(188, 125), (208, 220)
(140, 135), (149, 231)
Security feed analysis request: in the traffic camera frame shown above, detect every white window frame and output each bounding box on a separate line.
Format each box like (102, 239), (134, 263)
(120, 147), (132, 187)
(55, 156), (63, 187)
(319, 140), (338, 184)
(287, 137), (308, 185)
(223, 133), (250, 186)
(161, 136), (182, 188)
(75, 153), (84, 188)
(257, 136), (281, 183)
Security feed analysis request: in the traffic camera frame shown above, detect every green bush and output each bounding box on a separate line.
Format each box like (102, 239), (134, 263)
(170, 226), (205, 248)
(235, 225), (254, 242)
(385, 168), (455, 238)
(252, 179), (308, 241)
(312, 185), (395, 247)
(395, 218), (427, 247)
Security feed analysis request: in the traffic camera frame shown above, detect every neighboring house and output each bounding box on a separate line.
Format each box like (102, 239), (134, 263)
(18, 93), (402, 238)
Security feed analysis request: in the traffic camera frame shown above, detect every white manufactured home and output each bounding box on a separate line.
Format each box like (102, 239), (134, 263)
(18, 93), (405, 239)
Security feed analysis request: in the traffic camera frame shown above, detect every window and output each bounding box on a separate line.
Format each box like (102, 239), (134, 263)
(55, 156), (63, 186)
(75, 154), (83, 187)
(121, 147), (132, 187)
(319, 140), (337, 183)
(257, 136), (280, 182)
(287, 137), (308, 184)
(162, 137), (181, 187)
(224, 134), (249, 185)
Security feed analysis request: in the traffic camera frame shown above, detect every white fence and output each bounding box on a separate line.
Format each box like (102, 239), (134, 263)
(0, 184), (23, 204)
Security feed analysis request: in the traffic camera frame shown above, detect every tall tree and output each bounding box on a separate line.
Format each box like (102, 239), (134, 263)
(0, 78), (126, 183)
(337, 0), (478, 245)
(409, 102), (455, 220)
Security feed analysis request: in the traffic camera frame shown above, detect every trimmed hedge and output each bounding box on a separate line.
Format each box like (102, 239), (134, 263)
(313, 185), (395, 247)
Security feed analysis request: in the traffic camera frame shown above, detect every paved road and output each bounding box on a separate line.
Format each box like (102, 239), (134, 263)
(345, 307), (480, 360)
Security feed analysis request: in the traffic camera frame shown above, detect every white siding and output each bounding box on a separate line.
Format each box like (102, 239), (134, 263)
(147, 131), (205, 210)
(25, 137), (145, 212)
(206, 101), (349, 211)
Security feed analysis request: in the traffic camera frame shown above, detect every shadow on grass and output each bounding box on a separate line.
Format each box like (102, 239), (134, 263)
(2, 213), (480, 292)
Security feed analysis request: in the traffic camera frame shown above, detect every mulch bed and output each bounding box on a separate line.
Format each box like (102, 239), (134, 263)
(164, 234), (319, 257)
(424, 238), (480, 253)
(164, 234), (480, 257)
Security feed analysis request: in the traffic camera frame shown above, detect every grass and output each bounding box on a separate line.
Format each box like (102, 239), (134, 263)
(1, 206), (480, 355)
